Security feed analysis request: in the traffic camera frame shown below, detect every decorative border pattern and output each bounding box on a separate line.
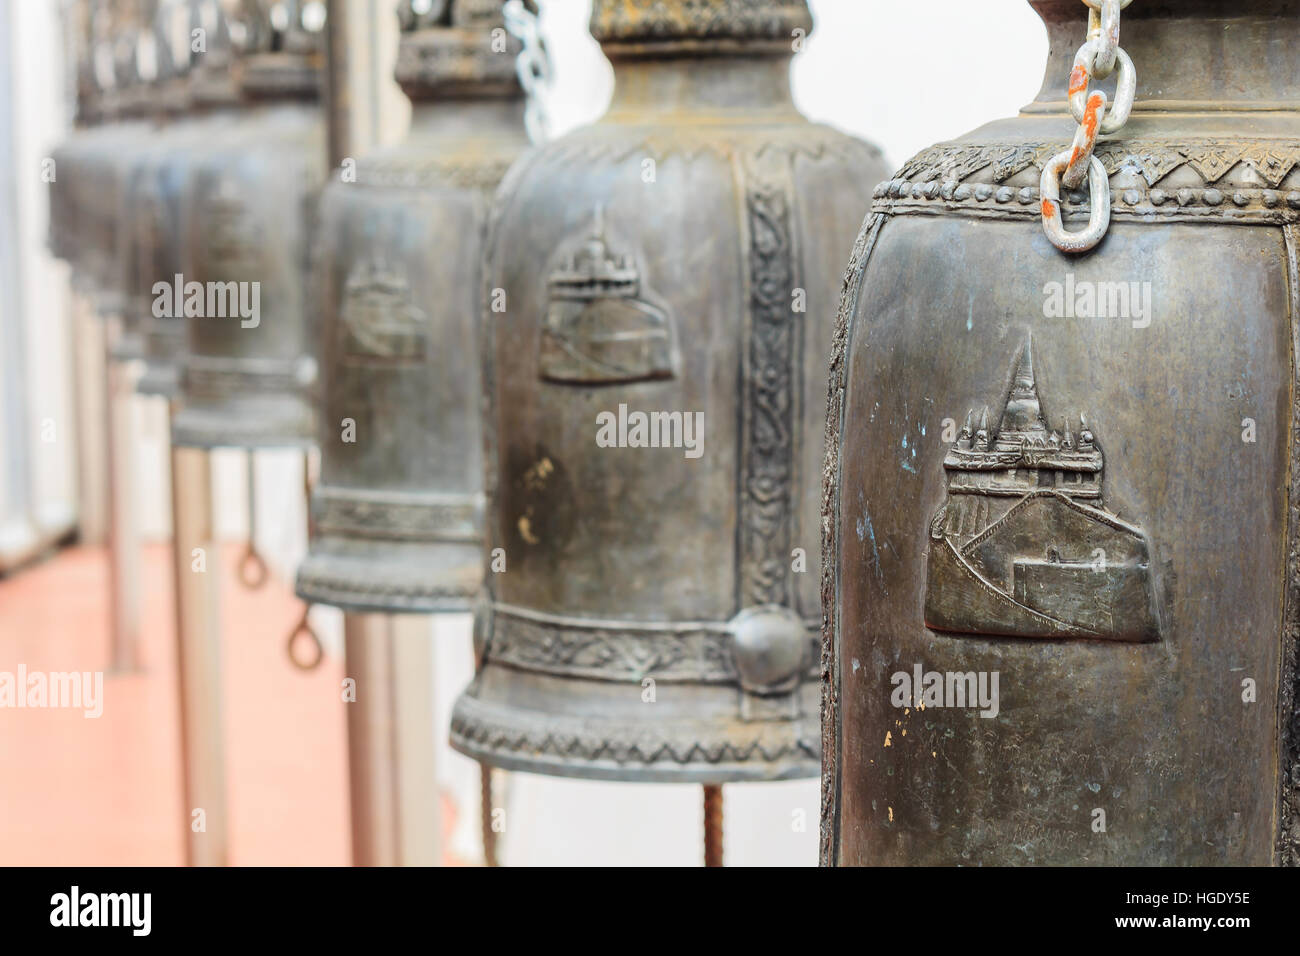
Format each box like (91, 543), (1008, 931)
(353, 155), (516, 192)
(542, 130), (883, 173)
(238, 54), (320, 100)
(295, 559), (477, 612)
(450, 691), (819, 773)
(736, 152), (801, 608)
(819, 212), (887, 867)
(589, 0), (812, 45)
(873, 140), (1300, 225)
(485, 603), (820, 685)
(169, 405), (316, 449)
(183, 357), (316, 397)
(1283, 223), (1300, 867)
(312, 486), (483, 543)
(394, 28), (522, 95)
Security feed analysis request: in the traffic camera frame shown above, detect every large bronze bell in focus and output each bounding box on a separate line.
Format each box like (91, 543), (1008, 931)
(822, 0), (1300, 865)
(451, 0), (888, 782)
(295, 0), (531, 612)
(170, 0), (326, 450)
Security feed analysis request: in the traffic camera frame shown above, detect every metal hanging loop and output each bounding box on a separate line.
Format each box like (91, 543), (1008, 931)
(503, 0), (551, 144)
(1086, 0), (1122, 77)
(1069, 46), (1135, 135)
(1041, 153), (1111, 253)
(1062, 90), (1107, 189)
(286, 605), (324, 670)
(1043, 0), (1138, 253)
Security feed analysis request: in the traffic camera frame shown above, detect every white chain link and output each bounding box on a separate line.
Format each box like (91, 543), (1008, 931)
(1041, 0), (1136, 254)
(503, 0), (551, 144)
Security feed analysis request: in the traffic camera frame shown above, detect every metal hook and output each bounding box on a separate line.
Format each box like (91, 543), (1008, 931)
(237, 544), (269, 588)
(286, 605), (323, 670)
(237, 451), (269, 589)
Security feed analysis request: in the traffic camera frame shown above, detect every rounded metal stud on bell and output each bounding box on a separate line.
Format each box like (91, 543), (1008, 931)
(450, 0), (888, 788)
(822, 0), (1300, 865)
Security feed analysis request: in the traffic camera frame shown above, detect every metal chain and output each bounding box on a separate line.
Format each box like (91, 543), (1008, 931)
(503, 0), (551, 144)
(1040, 0), (1137, 254)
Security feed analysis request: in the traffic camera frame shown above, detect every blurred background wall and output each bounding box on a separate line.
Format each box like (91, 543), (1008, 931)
(0, 0), (1048, 865)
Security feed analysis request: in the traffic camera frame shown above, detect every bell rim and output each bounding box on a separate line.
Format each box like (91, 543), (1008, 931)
(169, 401), (317, 451)
(295, 545), (481, 615)
(448, 737), (819, 784)
(134, 361), (181, 398)
(449, 682), (820, 785)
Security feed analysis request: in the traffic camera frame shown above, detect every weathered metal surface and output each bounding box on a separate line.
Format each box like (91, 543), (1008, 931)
(122, 1), (236, 395)
(295, 1), (530, 613)
(823, 0), (1300, 865)
(49, 0), (153, 316)
(170, 1), (326, 450)
(450, 0), (888, 782)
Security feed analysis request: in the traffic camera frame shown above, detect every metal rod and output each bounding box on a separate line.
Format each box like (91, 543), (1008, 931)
(343, 612), (441, 866)
(287, 448), (323, 669)
(71, 295), (109, 545)
(703, 784), (723, 867)
(323, 0), (352, 168)
(480, 763), (498, 867)
(237, 450), (268, 589)
(168, 421), (228, 866)
(104, 331), (141, 671)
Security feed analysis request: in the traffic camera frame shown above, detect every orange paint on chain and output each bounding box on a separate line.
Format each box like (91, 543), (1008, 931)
(1068, 93), (1104, 169)
(1083, 93), (1103, 136)
(1041, 199), (1056, 219)
(1068, 64), (1089, 97)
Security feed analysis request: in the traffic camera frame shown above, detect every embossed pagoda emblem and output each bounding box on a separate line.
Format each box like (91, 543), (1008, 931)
(924, 334), (1161, 642)
(339, 257), (429, 361)
(539, 208), (675, 384)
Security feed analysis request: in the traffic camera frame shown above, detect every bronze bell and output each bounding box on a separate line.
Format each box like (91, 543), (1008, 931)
(823, 0), (1300, 865)
(170, 0), (326, 450)
(120, 0), (213, 394)
(295, 1), (531, 611)
(51, 0), (155, 317)
(122, 0), (220, 397)
(450, 0), (888, 782)
(47, 0), (98, 283)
